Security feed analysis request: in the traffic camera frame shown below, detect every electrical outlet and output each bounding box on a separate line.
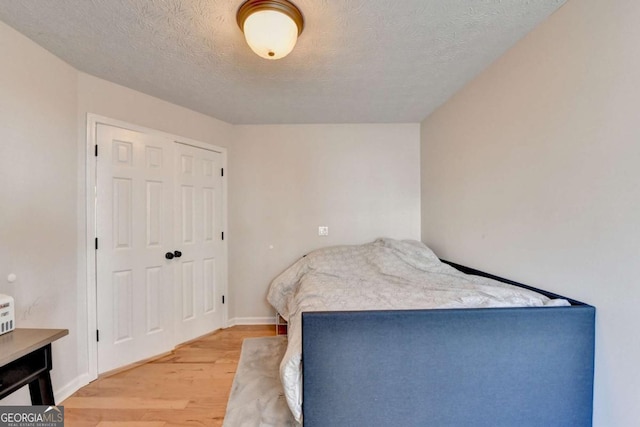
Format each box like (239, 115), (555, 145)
(318, 226), (329, 236)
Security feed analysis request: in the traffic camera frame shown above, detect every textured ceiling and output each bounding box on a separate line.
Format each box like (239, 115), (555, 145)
(0, 0), (566, 124)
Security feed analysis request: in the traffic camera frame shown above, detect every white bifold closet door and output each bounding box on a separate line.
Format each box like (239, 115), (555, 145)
(96, 124), (223, 374)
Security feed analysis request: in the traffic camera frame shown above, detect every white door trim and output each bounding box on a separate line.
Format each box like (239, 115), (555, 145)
(85, 113), (228, 381)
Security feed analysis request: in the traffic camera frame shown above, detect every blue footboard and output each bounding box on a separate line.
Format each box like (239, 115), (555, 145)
(302, 280), (595, 426)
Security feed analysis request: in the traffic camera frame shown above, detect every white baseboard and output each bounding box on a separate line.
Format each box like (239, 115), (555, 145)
(0, 373), (92, 406)
(56, 372), (92, 403)
(227, 317), (275, 327)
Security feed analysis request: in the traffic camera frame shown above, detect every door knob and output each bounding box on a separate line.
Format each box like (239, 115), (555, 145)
(165, 252), (174, 260)
(174, 250), (182, 258)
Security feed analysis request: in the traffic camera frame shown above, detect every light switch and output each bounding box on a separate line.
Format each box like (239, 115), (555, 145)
(318, 226), (329, 236)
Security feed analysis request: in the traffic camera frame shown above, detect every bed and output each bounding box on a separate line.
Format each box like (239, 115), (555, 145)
(267, 238), (595, 426)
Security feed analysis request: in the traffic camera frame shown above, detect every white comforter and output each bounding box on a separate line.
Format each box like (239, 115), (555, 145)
(267, 238), (569, 423)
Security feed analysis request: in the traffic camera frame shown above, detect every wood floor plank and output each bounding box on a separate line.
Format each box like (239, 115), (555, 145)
(63, 325), (274, 426)
(97, 422), (166, 427)
(64, 397), (190, 410)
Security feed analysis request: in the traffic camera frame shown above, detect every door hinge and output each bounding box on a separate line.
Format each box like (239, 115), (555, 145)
(96, 329), (100, 342)
(95, 144), (98, 157)
(221, 231), (224, 241)
(222, 295), (225, 304)
(95, 237), (98, 250)
(221, 168), (224, 177)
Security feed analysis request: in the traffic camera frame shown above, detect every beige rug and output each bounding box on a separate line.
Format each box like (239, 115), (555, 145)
(223, 336), (298, 427)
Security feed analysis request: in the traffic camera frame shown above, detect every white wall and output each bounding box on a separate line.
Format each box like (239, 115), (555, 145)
(0, 21), (79, 403)
(420, 0), (640, 425)
(230, 124), (421, 320)
(76, 73), (233, 148)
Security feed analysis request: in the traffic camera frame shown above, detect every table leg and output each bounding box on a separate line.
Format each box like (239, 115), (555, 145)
(28, 372), (55, 406)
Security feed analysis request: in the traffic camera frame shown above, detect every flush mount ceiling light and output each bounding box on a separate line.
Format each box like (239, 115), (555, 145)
(237, 0), (304, 60)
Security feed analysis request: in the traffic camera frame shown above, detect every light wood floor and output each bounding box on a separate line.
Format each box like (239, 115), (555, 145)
(63, 325), (275, 427)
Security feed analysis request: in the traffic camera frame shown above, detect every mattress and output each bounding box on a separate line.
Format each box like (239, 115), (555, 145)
(267, 238), (569, 423)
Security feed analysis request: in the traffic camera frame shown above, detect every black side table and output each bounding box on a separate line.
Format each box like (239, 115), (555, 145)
(0, 328), (69, 405)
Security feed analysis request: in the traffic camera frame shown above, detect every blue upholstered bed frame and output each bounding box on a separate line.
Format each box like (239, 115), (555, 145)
(301, 261), (595, 427)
